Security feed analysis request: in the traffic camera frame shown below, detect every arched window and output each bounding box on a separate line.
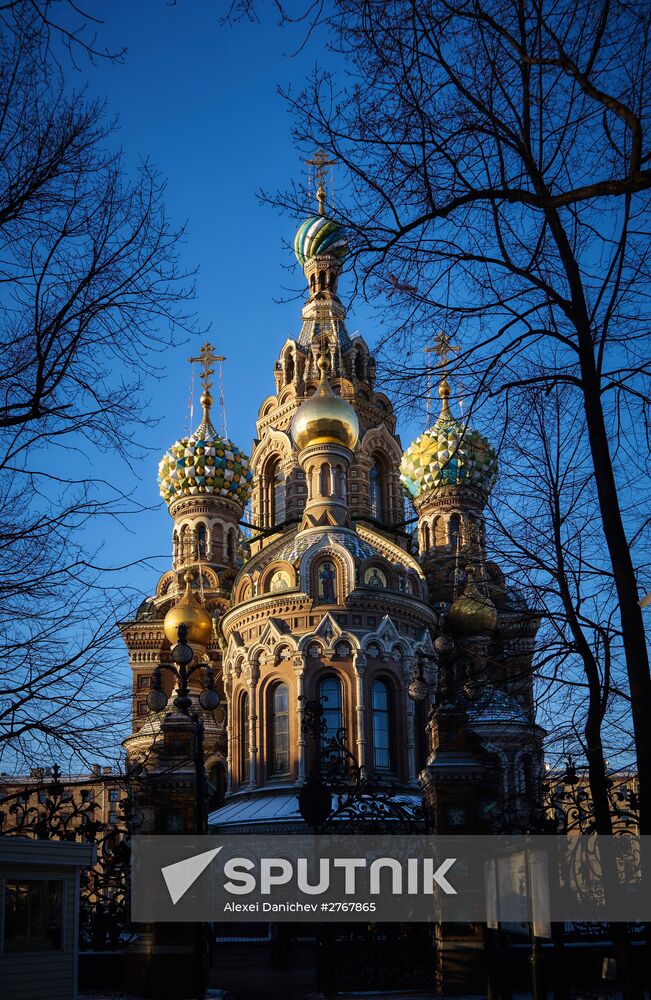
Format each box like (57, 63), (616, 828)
(270, 683), (290, 775)
(319, 675), (343, 762)
(212, 523), (223, 560)
(422, 522), (430, 552)
(371, 679), (392, 770)
(196, 524), (207, 560)
(284, 352), (295, 385)
(319, 463), (330, 497)
(369, 457), (384, 520)
(449, 514), (461, 550)
(355, 350), (365, 381)
(433, 515), (444, 546)
(179, 525), (188, 563)
(240, 693), (250, 783)
(266, 457), (286, 527)
(227, 528), (237, 564)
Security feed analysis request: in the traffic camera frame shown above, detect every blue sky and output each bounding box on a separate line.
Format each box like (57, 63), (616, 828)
(75, 2), (394, 600)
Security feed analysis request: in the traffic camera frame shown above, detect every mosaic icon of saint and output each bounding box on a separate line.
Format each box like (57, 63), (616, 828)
(319, 561), (336, 603)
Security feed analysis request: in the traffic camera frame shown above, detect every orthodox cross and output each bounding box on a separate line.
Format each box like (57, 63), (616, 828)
(305, 149), (337, 215)
(424, 332), (459, 426)
(189, 341), (228, 437)
(430, 331), (459, 373)
(189, 341), (225, 393)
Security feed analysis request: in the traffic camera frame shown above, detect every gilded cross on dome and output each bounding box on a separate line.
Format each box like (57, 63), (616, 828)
(305, 149), (337, 216)
(189, 341), (225, 394)
(431, 331), (460, 372)
(424, 332), (460, 423)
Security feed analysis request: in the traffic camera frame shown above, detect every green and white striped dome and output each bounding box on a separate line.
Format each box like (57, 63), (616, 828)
(294, 215), (348, 266)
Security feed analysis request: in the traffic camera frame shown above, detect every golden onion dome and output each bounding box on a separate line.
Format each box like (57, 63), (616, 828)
(291, 357), (359, 452)
(448, 567), (498, 636)
(164, 571), (213, 647)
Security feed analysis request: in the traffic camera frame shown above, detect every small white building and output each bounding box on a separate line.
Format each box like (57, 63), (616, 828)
(0, 838), (95, 1000)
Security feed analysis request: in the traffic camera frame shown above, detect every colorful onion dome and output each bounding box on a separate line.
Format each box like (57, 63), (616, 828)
(400, 379), (497, 500)
(291, 357), (359, 451)
(294, 214), (348, 267)
(158, 390), (253, 508)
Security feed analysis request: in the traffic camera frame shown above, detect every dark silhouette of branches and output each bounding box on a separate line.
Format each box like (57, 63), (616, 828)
(0, 12), (196, 770)
(263, 0), (651, 837)
(0, 1), (124, 65)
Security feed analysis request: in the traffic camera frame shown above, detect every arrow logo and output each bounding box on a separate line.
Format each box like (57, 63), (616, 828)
(161, 846), (222, 905)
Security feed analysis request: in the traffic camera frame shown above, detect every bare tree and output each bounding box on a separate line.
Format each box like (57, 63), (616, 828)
(266, 0), (651, 832)
(0, 12), (195, 769)
(490, 383), (635, 827)
(484, 380), (646, 996)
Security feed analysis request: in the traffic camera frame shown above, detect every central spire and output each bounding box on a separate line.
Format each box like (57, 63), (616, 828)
(295, 153), (350, 365)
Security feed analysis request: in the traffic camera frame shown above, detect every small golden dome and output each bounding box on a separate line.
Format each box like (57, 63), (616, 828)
(164, 571), (213, 647)
(449, 567), (497, 636)
(291, 357), (359, 451)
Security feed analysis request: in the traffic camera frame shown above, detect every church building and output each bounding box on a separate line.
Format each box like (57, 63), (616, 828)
(120, 174), (543, 838)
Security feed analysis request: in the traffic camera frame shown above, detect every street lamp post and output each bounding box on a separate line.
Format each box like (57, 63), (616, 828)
(146, 621), (220, 835)
(297, 695), (332, 832)
(142, 621), (221, 1000)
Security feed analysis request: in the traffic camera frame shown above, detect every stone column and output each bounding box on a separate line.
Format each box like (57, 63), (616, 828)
(247, 664), (260, 788)
(225, 672), (234, 794)
(403, 655), (418, 785)
(294, 653), (307, 781)
(353, 652), (367, 773)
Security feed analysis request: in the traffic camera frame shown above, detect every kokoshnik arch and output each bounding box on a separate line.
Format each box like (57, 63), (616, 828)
(120, 176), (544, 835)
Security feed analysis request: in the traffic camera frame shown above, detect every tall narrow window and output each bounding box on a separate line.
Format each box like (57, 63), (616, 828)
(272, 462), (286, 525)
(449, 514), (461, 550)
(227, 529), (237, 564)
(240, 693), (250, 783)
(319, 675), (343, 761)
(369, 459), (383, 520)
(270, 683), (290, 775)
(212, 523), (223, 560)
(196, 524), (207, 560)
(371, 679), (391, 769)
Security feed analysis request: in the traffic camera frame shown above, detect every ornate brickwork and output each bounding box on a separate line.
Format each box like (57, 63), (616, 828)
(121, 191), (542, 836)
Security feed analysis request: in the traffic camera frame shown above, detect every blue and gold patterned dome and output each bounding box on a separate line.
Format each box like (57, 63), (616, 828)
(400, 379), (498, 500)
(294, 214), (348, 267)
(158, 390), (253, 509)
